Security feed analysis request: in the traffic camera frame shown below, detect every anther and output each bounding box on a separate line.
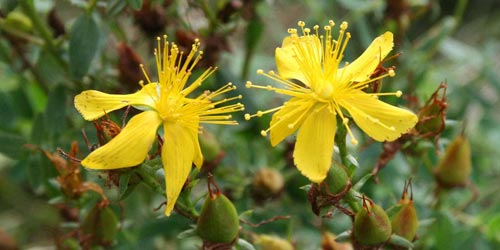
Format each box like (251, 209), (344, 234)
(245, 81), (252, 88)
(388, 69), (396, 77)
(340, 21), (348, 30)
(396, 90), (402, 97)
(257, 111), (263, 117)
(329, 20), (335, 26)
(343, 118), (349, 125)
(256, 69), (264, 74)
(351, 138), (359, 145)
(260, 130), (268, 136)
(244, 114), (251, 120)
(298, 21), (305, 27)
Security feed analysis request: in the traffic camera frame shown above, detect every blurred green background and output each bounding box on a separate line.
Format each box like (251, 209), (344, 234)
(0, 0), (499, 249)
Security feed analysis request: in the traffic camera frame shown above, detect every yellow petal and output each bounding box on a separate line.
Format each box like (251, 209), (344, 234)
(162, 122), (199, 216)
(193, 133), (203, 170)
(269, 97), (314, 146)
(81, 110), (162, 169)
(293, 105), (336, 183)
(74, 83), (158, 121)
(276, 36), (321, 86)
(337, 32), (393, 83)
(340, 90), (417, 142)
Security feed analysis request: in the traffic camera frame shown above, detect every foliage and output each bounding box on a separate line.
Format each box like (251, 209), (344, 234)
(0, 0), (499, 249)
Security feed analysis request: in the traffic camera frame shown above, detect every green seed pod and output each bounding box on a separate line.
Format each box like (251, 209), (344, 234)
(434, 135), (471, 188)
(354, 197), (392, 246)
(197, 193), (239, 243)
(81, 204), (119, 246)
(199, 131), (222, 162)
(389, 180), (418, 241)
(324, 162), (349, 194)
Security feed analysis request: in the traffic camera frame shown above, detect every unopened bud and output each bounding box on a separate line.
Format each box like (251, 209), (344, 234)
(434, 135), (471, 188)
(197, 193), (239, 243)
(252, 167), (285, 200)
(4, 11), (33, 33)
(255, 234), (294, 250)
(354, 197), (392, 246)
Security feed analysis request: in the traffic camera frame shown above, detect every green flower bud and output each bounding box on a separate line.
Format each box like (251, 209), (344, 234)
(389, 180), (418, 241)
(255, 234), (294, 250)
(434, 135), (471, 188)
(354, 197), (392, 246)
(252, 167), (285, 200)
(197, 193), (239, 243)
(4, 10), (33, 33)
(81, 204), (119, 246)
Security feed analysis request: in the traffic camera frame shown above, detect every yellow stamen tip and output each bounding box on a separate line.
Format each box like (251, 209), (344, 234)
(257, 111), (263, 117)
(351, 138), (359, 145)
(340, 21), (348, 30)
(298, 21), (305, 27)
(257, 69), (264, 74)
(329, 20), (335, 26)
(245, 81), (252, 88)
(396, 90), (402, 97)
(260, 130), (268, 137)
(343, 118), (349, 125)
(389, 69), (396, 77)
(244, 114), (251, 120)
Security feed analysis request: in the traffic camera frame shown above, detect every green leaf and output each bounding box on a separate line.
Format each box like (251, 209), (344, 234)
(127, 0), (142, 10)
(44, 85), (67, 141)
(0, 132), (27, 158)
(388, 234), (414, 248)
(236, 238), (256, 250)
(107, 0), (128, 16)
(69, 13), (100, 79)
(176, 228), (197, 239)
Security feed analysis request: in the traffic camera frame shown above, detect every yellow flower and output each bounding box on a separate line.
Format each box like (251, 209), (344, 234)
(245, 21), (417, 183)
(74, 36), (244, 216)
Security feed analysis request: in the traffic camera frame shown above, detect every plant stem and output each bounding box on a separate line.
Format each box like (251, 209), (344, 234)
(335, 117), (360, 213)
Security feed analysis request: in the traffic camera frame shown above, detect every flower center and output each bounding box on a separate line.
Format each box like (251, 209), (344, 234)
(318, 81), (334, 100)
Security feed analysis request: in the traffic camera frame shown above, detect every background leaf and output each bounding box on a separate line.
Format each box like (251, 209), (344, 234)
(69, 13), (100, 80)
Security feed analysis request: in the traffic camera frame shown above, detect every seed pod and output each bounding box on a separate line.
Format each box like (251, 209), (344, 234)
(255, 234), (294, 250)
(197, 190), (239, 243)
(390, 179), (418, 241)
(354, 197), (392, 246)
(324, 162), (349, 195)
(199, 131), (222, 162)
(434, 135), (471, 188)
(81, 204), (119, 246)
